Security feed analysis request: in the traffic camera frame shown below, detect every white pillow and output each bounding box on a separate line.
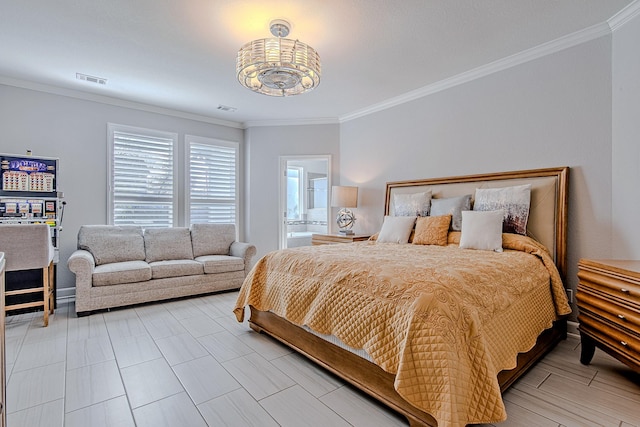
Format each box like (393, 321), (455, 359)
(376, 216), (417, 244)
(459, 210), (504, 252)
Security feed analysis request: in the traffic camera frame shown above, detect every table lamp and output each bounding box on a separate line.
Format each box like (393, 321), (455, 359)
(331, 185), (358, 234)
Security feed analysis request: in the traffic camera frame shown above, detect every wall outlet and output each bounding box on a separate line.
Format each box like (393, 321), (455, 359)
(566, 288), (574, 303)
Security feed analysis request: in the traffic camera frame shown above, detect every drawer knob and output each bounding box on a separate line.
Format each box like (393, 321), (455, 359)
(618, 314), (626, 321)
(620, 288), (630, 294)
(621, 341), (628, 347)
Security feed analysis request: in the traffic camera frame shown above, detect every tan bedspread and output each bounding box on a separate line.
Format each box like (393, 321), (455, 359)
(234, 233), (571, 426)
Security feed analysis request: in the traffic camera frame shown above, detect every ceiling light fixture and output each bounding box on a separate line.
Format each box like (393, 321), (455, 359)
(236, 19), (321, 97)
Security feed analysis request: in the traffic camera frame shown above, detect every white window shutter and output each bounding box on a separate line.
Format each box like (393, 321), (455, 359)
(188, 137), (238, 226)
(109, 125), (176, 228)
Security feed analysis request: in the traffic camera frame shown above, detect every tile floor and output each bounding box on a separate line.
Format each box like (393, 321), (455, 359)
(4, 290), (640, 426)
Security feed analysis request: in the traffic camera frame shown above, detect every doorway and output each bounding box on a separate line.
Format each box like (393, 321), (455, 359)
(279, 155), (331, 249)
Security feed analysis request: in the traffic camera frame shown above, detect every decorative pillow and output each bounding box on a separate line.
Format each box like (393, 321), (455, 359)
(144, 227), (194, 262)
(78, 225), (145, 266)
(474, 184), (531, 235)
(376, 216), (416, 244)
(429, 194), (472, 231)
(190, 223), (236, 257)
(393, 191), (432, 216)
(412, 215), (451, 246)
(459, 210), (504, 252)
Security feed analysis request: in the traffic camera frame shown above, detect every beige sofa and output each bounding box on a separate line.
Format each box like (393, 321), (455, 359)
(68, 224), (255, 315)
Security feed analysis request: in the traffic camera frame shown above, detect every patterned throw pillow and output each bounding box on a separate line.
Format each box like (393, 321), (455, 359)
(393, 191), (432, 216)
(412, 215), (452, 246)
(473, 184), (531, 235)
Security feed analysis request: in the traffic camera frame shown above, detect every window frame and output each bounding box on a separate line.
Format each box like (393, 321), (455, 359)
(108, 124), (240, 230)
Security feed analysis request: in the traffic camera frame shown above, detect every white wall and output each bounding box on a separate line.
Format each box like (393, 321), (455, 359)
(245, 124), (340, 262)
(0, 85), (243, 295)
(340, 36), (615, 319)
(612, 12), (640, 257)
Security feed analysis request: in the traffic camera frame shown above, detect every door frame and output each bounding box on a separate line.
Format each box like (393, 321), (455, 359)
(278, 155), (332, 249)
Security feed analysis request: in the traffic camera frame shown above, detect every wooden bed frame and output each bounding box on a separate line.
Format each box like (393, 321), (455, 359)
(248, 167), (570, 427)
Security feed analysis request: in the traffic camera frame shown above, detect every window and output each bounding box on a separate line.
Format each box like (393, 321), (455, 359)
(286, 167), (303, 220)
(187, 135), (239, 225)
(108, 124), (239, 229)
(108, 124), (177, 228)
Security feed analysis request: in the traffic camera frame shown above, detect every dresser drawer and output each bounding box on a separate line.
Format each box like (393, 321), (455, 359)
(577, 269), (640, 310)
(578, 315), (640, 366)
(576, 290), (640, 333)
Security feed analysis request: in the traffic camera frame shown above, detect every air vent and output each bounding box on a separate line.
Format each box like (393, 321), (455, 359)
(217, 105), (237, 112)
(76, 73), (107, 85)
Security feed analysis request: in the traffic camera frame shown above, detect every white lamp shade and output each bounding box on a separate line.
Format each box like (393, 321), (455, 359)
(331, 186), (358, 208)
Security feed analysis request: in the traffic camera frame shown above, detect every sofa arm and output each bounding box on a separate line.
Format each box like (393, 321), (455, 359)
(230, 241), (257, 271)
(67, 250), (96, 310)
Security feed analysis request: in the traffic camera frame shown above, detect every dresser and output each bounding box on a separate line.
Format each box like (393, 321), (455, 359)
(311, 233), (371, 245)
(576, 259), (640, 373)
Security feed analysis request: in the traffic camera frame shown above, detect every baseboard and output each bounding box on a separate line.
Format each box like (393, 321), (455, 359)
(567, 320), (579, 339)
(56, 286), (76, 303)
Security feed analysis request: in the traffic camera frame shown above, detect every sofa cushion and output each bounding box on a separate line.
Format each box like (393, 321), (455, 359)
(190, 224), (236, 257)
(144, 228), (194, 263)
(195, 255), (245, 274)
(78, 225), (145, 266)
(92, 261), (151, 286)
(149, 260), (204, 279)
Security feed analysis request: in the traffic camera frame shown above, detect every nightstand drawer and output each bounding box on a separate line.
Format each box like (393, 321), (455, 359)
(579, 315), (640, 365)
(577, 269), (640, 309)
(577, 259), (640, 372)
(576, 290), (640, 332)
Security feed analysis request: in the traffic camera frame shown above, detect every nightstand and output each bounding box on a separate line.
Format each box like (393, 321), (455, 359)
(311, 233), (371, 245)
(576, 259), (640, 373)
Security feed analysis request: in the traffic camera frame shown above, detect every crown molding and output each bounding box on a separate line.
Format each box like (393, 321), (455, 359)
(608, 0), (640, 32)
(0, 76), (244, 129)
(339, 22), (612, 123)
(242, 117), (339, 129)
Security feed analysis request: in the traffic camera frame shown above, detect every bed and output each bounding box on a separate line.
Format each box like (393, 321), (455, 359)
(234, 167), (571, 427)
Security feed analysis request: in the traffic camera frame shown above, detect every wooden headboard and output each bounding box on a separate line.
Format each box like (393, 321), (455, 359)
(385, 167), (569, 279)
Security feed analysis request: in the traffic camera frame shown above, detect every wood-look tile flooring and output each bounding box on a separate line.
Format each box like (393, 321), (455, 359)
(5, 290), (640, 427)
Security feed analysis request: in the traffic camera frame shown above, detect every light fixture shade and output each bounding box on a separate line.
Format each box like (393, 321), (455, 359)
(237, 20), (320, 97)
(237, 37), (321, 96)
(331, 186), (358, 208)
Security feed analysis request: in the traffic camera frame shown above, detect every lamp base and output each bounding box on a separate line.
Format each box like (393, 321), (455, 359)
(338, 229), (354, 235)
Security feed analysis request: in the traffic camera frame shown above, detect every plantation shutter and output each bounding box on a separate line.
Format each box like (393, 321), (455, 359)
(110, 127), (176, 228)
(188, 137), (238, 225)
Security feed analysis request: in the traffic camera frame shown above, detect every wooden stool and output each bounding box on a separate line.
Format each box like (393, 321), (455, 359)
(4, 261), (54, 326)
(0, 224), (55, 327)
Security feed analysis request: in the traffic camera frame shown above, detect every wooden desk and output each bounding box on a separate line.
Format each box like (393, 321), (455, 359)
(577, 259), (640, 373)
(311, 233), (371, 245)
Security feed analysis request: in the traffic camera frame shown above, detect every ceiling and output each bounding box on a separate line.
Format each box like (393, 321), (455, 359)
(1, 1), (635, 127)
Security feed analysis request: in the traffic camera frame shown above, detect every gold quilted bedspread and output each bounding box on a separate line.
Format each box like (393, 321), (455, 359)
(234, 233), (571, 426)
